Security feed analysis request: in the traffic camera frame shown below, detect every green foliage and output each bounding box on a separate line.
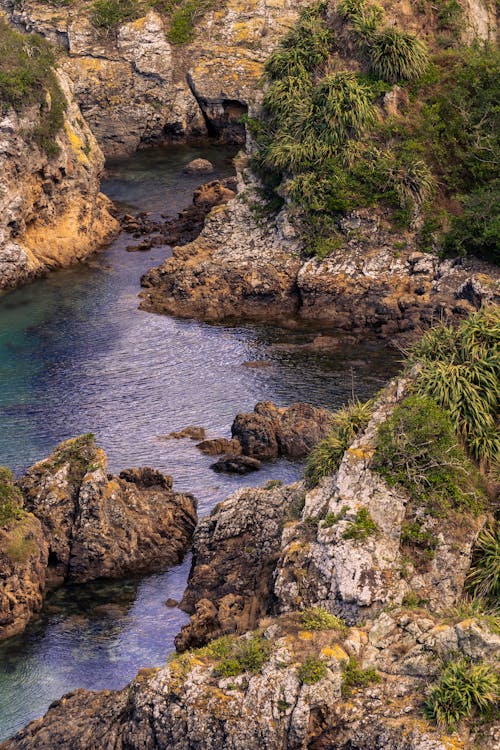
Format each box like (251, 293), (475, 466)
(265, 4), (332, 80)
(443, 596), (500, 634)
(373, 395), (486, 515)
(322, 505), (348, 528)
(424, 657), (499, 730)
(305, 400), (373, 486)
(297, 656), (327, 684)
(301, 607), (347, 633)
(409, 307), (500, 468)
(401, 591), (428, 608)
(0, 467), (24, 526)
(341, 657), (380, 695)
(368, 28), (429, 83)
(213, 634), (271, 677)
(342, 507), (378, 541)
(401, 519), (438, 560)
(0, 20), (66, 156)
(466, 524), (500, 605)
(264, 479), (283, 490)
(443, 181), (500, 263)
(91, 0), (139, 28)
(167, 0), (214, 44)
(49, 433), (99, 483)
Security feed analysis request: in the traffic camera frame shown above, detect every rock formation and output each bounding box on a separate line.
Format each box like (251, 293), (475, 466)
(0, 469), (48, 640)
(140, 183), (500, 336)
(0, 1), (311, 156)
(18, 435), (198, 585)
(0, 67), (118, 291)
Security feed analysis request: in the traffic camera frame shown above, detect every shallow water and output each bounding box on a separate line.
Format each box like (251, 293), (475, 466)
(0, 144), (400, 740)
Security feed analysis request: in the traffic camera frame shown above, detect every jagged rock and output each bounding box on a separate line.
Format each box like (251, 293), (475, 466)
(196, 437), (242, 456)
(210, 454), (261, 474)
(175, 482), (304, 650)
(0, 513), (48, 641)
(0, 69), (118, 291)
(231, 401), (334, 460)
(183, 158), (214, 174)
(140, 193), (499, 336)
(18, 435), (197, 585)
(161, 426), (206, 440)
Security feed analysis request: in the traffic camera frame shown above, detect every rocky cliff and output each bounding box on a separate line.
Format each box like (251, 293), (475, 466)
(0, 34), (118, 292)
(1, 0), (311, 156)
(2, 366), (498, 749)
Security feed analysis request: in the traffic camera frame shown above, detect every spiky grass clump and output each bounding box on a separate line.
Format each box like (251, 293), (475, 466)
(265, 3), (332, 80)
(424, 658), (499, 730)
(466, 524), (500, 604)
(368, 28), (429, 82)
(409, 307), (499, 469)
(312, 72), (375, 145)
(213, 634), (272, 678)
(305, 400), (373, 486)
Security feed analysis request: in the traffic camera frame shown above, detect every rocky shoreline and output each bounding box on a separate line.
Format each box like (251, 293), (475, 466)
(140, 178), (500, 338)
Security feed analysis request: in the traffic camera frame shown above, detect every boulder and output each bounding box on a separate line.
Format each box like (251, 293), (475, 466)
(183, 158), (214, 175)
(18, 435), (197, 585)
(210, 454), (261, 474)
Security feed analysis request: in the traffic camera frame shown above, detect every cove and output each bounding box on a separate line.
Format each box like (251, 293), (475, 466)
(0, 144), (399, 740)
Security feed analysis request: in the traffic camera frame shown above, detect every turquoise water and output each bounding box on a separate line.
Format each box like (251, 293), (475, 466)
(0, 144), (399, 740)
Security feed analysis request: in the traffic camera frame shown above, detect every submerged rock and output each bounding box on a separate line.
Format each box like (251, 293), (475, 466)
(183, 158), (214, 174)
(210, 454), (261, 474)
(161, 426), (206, 440)
(18, 435), (197, 585)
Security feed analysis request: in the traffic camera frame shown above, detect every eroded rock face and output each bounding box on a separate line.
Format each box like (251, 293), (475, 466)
(140, 188), (500, 336)
(175, 482), (305, 650)
(18, 436), (197, 584)
(3, 607), (498, 750)
(0, 69), (118, 291)
(1, 1), (311, 156)
(0, 513), (48, 641)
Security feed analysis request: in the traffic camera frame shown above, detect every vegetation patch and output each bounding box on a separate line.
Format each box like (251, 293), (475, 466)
(0, 467), (24, 526)
(322, 505), (348, 528)
(248, 2), (499, 262)
(300, 607), (347, 633)
(4, 523), (37, 564)
(401, 519), (438, 562)
(342, 506), (378, 541)
(0, 20), (66, 157)
(305, 400), (372, 486)
(48, 433), (99, 484)
(373, 395), (486, 516)
(297, 656), (327, 684)
(466, 524), (500, 606)
(408, 307), (499, 470)
(341, 656), (380, 695)
(424, 657), (499, 730)
(207, 634), (272, 678)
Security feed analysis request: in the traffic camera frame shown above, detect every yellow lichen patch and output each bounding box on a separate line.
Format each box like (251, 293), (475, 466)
(102, 479), (120, 499)
(441, 737), (465, 750)
(298, 630), (313, 641)
(321, 644), (349, 661)
(63, 120), (89, 166)
(347, 446), (375, 460)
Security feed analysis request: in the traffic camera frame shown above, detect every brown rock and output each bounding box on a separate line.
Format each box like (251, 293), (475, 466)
(0, 513), (48, 641)
(183, 158), (214, 175)
(210, 454), (261, 474)
(18, 435), (197, 585)
(196, 437), (242, 455)
(160, 426), (206, 441)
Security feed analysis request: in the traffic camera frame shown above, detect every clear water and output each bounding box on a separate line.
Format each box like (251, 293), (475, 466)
(0, 144), (400, 740)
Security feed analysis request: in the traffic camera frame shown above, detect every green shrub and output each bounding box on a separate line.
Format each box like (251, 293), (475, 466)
(466, 524), (500, 605)
(91, 0), (139, 28)
(305, 400), (373, 486)
(401, 519), (438, 560)
(214, 634), (271, 677)
(0, 20), (66, 156)
(443, 181), (500, 263)
(0, 467), (24, 526)
(301, 607), (347, 632)
(368, 28), (428, 82)
(322, 505), (348, 528)
(373, 395), (486, 515)
(168, 0), (214, 44)
(409, 308), (500, 469)
(341, 657), (380, 695)
(424, 658), (499, 730)
(297, 656), (327, 684)
(342, 507), (378, 541)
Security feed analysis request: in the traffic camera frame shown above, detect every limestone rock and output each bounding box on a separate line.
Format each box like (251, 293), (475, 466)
(0, 513), (48, 641)
(0, 70), (118, 291)
(18, 435), (197, 584)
